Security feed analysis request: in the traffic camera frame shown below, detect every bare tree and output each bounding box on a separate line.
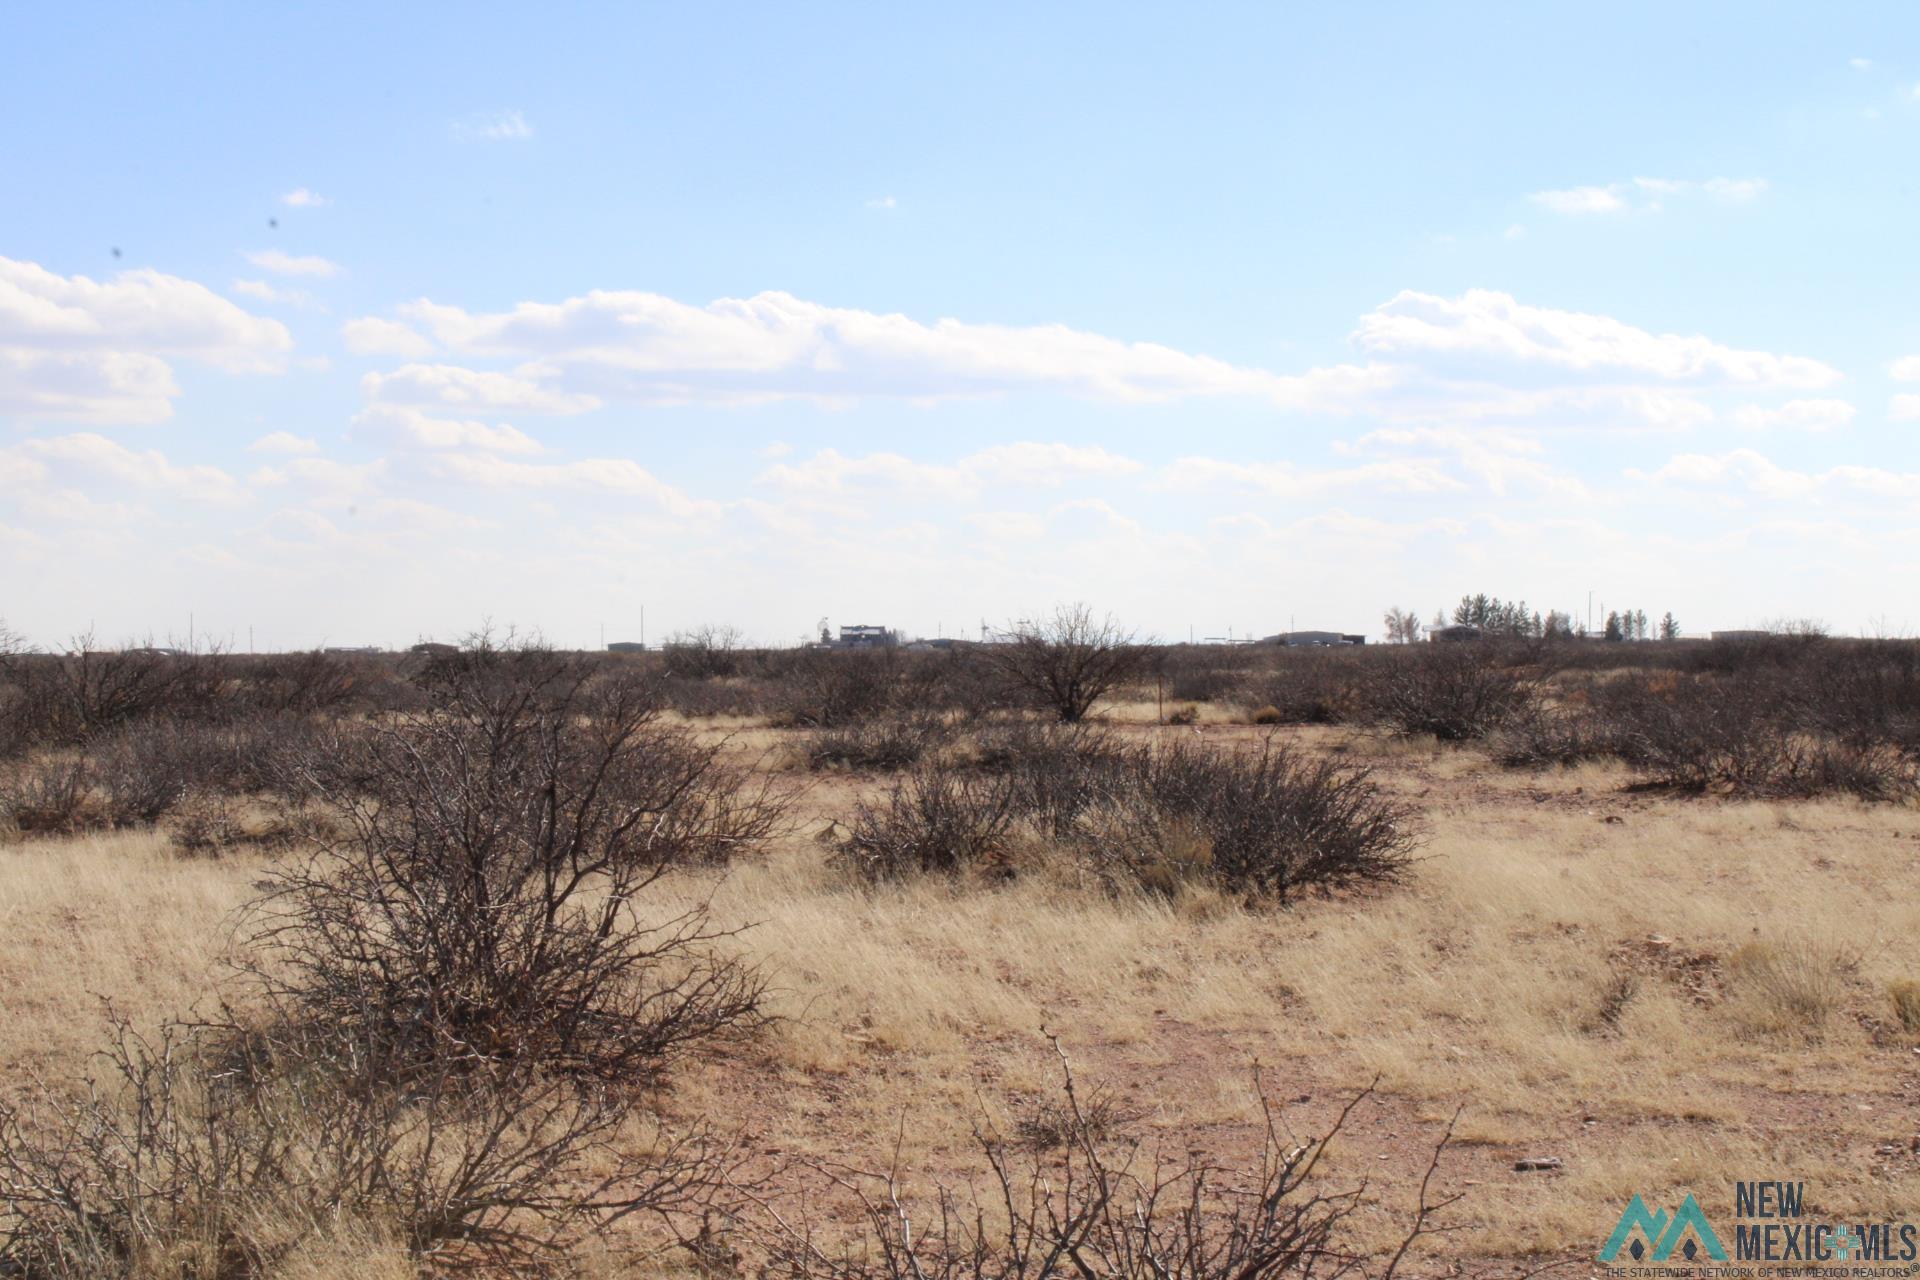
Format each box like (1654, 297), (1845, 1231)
(1381, 606), (1423, 644)
(983, 605), (1147, 722)
(250, 639), (789, 1080)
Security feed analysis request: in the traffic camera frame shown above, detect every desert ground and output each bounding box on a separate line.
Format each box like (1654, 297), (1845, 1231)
(4, 646), (1916, 1279)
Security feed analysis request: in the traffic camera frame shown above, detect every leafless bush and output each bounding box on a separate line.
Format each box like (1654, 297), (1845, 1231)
(744, 1048), (1457, 1280)
(247, 642), (787, 1080)
(0, 755), (93, 836)
(983, 606), (1148, 722)
(1361, 645), (1534, 741)
(1093, 741), (1418, 903)
(0, 1014), (732, 1278)
(1240, 651), (1359, 726)
(662, 624), (747, 680)
(963, 721), (1127, 838)
(837, 763), (1020, 881)
(806, 713), (952, 772)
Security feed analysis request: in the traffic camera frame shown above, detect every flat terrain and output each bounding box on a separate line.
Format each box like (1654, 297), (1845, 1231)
(4, 708), (1918, 1272)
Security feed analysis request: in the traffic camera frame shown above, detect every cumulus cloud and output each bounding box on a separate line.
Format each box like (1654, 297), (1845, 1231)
(362, 363), (599, 415)
(3, 432), (245, 505)
(348, 289), (1394, 410)
(1159, 455), (1464, 498)
(353, 404), (542, 455)
(1887, 355), (1920, 381)
(1354, 289), (1838, 388)
(1528, 177), (1767, 215)
(1728, 398), (1855, 431)
(1637, 449), (1920, 500)
(759, 442), (1145, 500)
(1889, 393), (1920, 422)
(342, 316), (437, 358)
(0, 257), (291, 422)
(280, 188), (328, 207)
(232, 279), (316, 309)
(427, 453), (716, 517)
(242, 249), (340, 278)
(248, 431), (321, 455)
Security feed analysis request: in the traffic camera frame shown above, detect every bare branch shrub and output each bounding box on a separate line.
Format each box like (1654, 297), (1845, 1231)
(743, 1048), (1458, 1280)
(248, 641), (788, 1080)
(1360, 645), (1534, 741)
(837, 763), (1020, 881)
(0, 1014), (732, 1278)
(983, 606), (1148, 722)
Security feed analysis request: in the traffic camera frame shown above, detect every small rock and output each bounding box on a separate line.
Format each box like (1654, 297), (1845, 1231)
(1513, 1156), (1563, 1172)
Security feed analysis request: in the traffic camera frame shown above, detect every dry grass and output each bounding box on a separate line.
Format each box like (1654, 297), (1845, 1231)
(4, 716), (1918, 1273)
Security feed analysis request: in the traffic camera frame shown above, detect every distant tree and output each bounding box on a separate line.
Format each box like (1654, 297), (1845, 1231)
(1633, 608), (1649, 642)
(1543, 610), (1574, 639)
(1604, 611), (1624, 643)
(1382, 606), (1424, 644)
(661, 623), (745, 679)
(984, 604), (1146, 722)
(1659, 611), (1680, 641)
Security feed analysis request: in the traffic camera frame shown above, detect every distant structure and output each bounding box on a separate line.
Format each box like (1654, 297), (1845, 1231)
(125, 646), (186, 657)
(1264, 630), (1362, 647)
(836, 624), (896, 649)
(322, 645), (383, 655)
(606, 641), (646, 654)
(408, 641), (459, 656)
(1710, 630), (1768, 642)
(1429, 624), (1483, 642)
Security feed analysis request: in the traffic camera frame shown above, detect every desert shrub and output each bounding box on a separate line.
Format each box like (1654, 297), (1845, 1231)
(247, 642), (786, 1080)
(1101, 741), (1417, 903)
(982, 605), (1148, 722)
(745, 1050), (1457, 1280)
(1360, 646), (1533, 741)
(1602, 675), (1918, 799)
(660, 624), (746, 680)
(1166, 704), (1200, 725)
(1492, 703), (1625, 769)
(964, 720), (1127, 837)
(805, 713), (950, 771)
(657, 674), (764, 718)
(0, 755), (93, 835)
(0, 1016), (729, 1279)
(838, 762), (1019, 880)
(1240, 651), (1357, 725)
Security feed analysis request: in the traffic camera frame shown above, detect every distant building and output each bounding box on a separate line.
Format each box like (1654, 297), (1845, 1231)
(408, 641), (459, 656)
(322, 646), (383, 655)
(837, 624), (896, 649)
(606, 641), (646, 654)
(1264, 630), (1359, 647)
(125, 646), (186, 657)
(1429, 624), (1483, 642)
(1710, 630), (1768, 642)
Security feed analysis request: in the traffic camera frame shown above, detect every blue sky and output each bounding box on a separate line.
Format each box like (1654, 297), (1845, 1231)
(3, 2), (1917, 648)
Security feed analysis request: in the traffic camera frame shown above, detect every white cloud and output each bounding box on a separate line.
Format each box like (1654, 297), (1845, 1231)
(1887, 355), (1920, 381)
(0, 257), (291, 422)
(455, 110), (533, 142)
(1528, 177), (1767, 215)
(1503, 224), (1526, 240)
(1890, 393), (1920, 422)
(758, 442), (1144, 500)
(248, 431), (320, 455)
(1530, 185), (1626, 214)
(367, 288), (1395, 409)
(5, 432), (245, 505)
(353, 404), (542, 455)
(361, 363), (599, 415)
(242, 249), (340, 278)
(866, 195), (898, 210)
(280, 188), (328, 207)
(1851, 57), (1873, 71)
(1160, 455), (1464, 498)
(428, 453), (716, 516)
(1637, 448), (1920, 501)
(342, 316), (436, 358)
(1354, 289), (1839, 388)
(232, 279), (316, 309)
(1728, 398), (1855, 431)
